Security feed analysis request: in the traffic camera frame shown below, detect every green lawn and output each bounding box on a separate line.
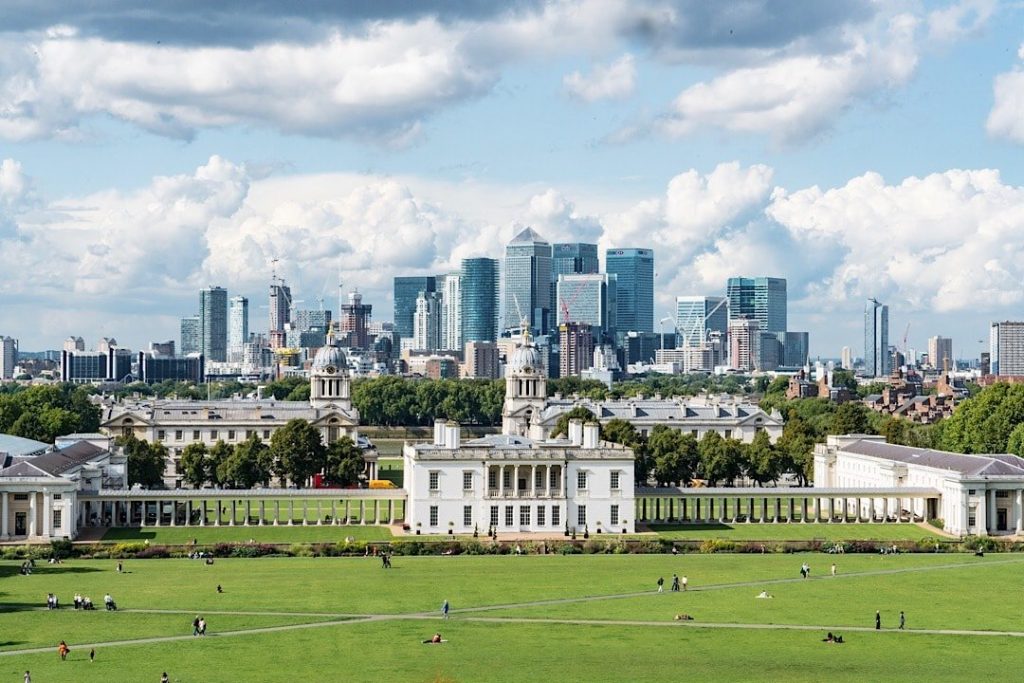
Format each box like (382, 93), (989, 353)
(101, 524), (395, 544)
(3, 554), (1023, 681)
(648, 522), (944, 541)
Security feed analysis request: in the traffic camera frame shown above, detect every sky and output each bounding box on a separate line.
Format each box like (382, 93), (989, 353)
(1, 0), (1023, 359)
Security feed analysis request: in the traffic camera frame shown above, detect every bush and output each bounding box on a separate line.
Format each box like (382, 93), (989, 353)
(699, 540), (736, 554)
(110, 542), (148, 558)
(289, 543), (315, 557)
(50, 539), (75, 560)
(230, 544), (277, 558)
(557, 543), (582, 555)
(134, 545), (171, 559)
(927, 518), (945, 530)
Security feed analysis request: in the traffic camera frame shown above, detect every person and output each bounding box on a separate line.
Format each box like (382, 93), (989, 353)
(74, 593), (82, 610)
(875, 611), (881, 630)
(104, 593), (115, 610)
(681, 575), (688, 591)
(671, 574), (680, 592)
(899, 611), (905, 630)
(117, 562), (123, 573)
(46, 593), (54, 610)
(800, 565), (806, 579)
(671, 545), (679, 555)
(192, 615), (201, 636)
(834, 634), (844, 643)
(217, 584), (223, 594)
(422, 632), (443, 643)
(831, 563), (837, 576)
(58, 640), (70, 661)
(515, 543), (523, 556)
(823, 632), (834, 642)
(803, 562), (810, 578)
(442, 599), (450, 619)
(673, 613), (693, 621)
(24, 671), (30, 683)
(756, 591), (773, 599)
(161, 674), (170, 683)
(90, 648), (95, 662)
(198, 617), (207, 635)
(657, 576), (664, 593)
(83, 596), (94, 610)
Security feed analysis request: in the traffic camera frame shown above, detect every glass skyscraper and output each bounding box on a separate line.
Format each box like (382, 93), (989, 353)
(864, 298), (890, 377)
(726, 277), (787, 335)
(228, 295), (248, 362)
(504, 227), (553, 334)
(180, 315), (200, 356)
(393, 276), (436, 342)
(675, 296), (728, 346)
(553, 243), (599, 277)
(460, 257), (499, 343)
(605, 248), (654, 333)
(199, 286), (228, 362)
(556, 273), (616, 337)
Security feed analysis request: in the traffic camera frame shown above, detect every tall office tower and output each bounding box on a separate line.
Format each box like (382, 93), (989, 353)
(180, 316), (201, 355)
(0, 336), (17, 379)
(780, 331), (810, 367)
(726, 277), (787, 335)
(560, 322), (595, 378)
(439, 273), (462, 351)
(675, 296), (728, 347)
(63, 336), (85, 352)
(460, 258), (499, 344)
(269, 280), (292, 349)
(340, 290), (372, 349)
(864, 298), (890, 377)
(990, 322), (1024, 376)
(412, 291), (442, 351)
(199, 286), (228, 362)
(556, 273), (616, 336)
(841, 346), (852, 370)
(150, 341), (175, 356)
(552, 242), (599, 277)
(228, 296), (249, 363)
(294, 309), (332, 334)
(394, 276), (436, 342)
(606, 248), (654, 333)
(504, 227), (553, 334)
(759, 333), (782, 371)
(728, 317), (761, 371)
(928, 336), (954, 370)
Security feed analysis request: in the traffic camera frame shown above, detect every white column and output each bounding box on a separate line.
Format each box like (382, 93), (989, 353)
(499, 466), (505, 497)
(514, 465), (520, 497)
(976, 492), (987, 535)
(303, 500), (309, 525)
(987, 489), (997, 535)
(530, 466), (536, 498)
(1016, 489), (1024, 535)
(28, 491), (37, 537)
(1, 491), (8, 539)
(42, 493), (52, 538)
(359, 500), (366, 525)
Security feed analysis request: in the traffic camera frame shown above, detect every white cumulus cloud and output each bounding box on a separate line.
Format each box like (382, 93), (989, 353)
(987, 43), (1024, 144)
(563, 54), (636, 102)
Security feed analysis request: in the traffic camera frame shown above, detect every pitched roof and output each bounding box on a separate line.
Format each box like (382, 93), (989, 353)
(0, 461), (55, 478)
(842, 439), (1024, 477)
(0, 433), (50, 457)
(509, 227), (547, 244)
(26, 441), (106, 476)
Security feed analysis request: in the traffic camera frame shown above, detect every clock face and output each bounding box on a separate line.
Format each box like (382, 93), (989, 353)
(522, 366), (532, 373)
(324, 365), (337, 374)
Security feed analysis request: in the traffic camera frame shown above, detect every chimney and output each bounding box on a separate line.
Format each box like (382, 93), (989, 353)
(446, 424), (461, 450)
(582, 422), (599, 449)
(434, 418), (448, 447)
(568, 418), (584, 446)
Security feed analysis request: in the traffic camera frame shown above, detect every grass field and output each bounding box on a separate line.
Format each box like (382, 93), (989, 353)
(3, 553), (1024, 681)
(101, 524), (396, 544)
(647, 522), (944, 541)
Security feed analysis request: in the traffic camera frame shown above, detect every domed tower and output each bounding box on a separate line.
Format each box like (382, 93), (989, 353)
(502, 331), (548, 436)
(309, 342), (352, 410)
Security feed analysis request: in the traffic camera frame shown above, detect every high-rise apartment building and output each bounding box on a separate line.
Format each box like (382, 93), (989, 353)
(990, 322), (1024, 376)
(460, 258), (499, 344)
(180, 316), (201, 355)
(463, 341), (500, 379)
(864, 298), (890, 377)
(293, 309), (332, 334)
(675, 296), (728, 346)
(556, 273), (616, 336)
(0, 336), (17, 379)
(269, 280), (291, 349)
(340, 291), (372, 349)
(726, 277), (787, 335)
(841, 346), (852, 370)
(560, 322), (595, 378)
(228, 296), (249, 362)
(199, 286), (228, 362)
(928, 335), (953, 370)
(393, 276), (436, 342)
(504, 228), (553, 334)
(413, 291), (442, 351)
(606, 248), (654, 333)
(439, 273), (462, 351)
(729, 317), (761, 372)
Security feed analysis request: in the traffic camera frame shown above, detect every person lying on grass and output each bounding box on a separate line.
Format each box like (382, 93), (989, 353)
(422, 633), (445, 644)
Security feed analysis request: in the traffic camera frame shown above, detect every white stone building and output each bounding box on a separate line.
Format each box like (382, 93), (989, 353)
(814, 435), (1024, 536)
(404, 332), (636, 535)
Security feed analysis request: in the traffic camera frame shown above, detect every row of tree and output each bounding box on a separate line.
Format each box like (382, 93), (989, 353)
(0, 384), (100, 445)
(121, 419), (365, 489)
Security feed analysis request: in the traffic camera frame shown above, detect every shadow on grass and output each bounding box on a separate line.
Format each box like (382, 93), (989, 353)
(101, 529), (157, 541)
(0, 565), (105, 579)
(647, 523), (736, 533)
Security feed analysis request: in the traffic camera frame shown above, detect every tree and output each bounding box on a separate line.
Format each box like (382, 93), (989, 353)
(180, 443), (209, 488)
(221, 435), (272, 488)
(324, 436), (365, 487)
(697, 431), (746, 486)
(270, 419), (326, 486)
(647, 426), (698, 486)
(207, 440), (233, 487)
(550, 407), (598, 438)
(777, 413), (814, 486)
(829, 401), (872, 435)
(119, 434), (167, 488)
(941, 383), (1024, 454)
(745, 430), (782, 485)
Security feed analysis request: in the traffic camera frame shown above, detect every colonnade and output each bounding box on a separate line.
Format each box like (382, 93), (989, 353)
(487, 464), (564, 498)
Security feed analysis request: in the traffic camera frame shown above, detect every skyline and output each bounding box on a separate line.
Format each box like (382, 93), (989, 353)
(1, 1), (1023, 357)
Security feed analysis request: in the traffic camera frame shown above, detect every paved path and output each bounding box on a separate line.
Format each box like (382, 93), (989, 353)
(5, 555), (1024, 657)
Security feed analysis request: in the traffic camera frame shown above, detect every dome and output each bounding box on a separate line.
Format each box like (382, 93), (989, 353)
(508, 342), (543, 374)
(312, 344), (348, 372)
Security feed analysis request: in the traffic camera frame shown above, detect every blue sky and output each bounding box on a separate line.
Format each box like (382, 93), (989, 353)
(1, 0), (1023, 359)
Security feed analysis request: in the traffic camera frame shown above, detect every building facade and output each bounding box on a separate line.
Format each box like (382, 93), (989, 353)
(504, 227), (553, 334)
(200, 286), (228, 362)
(460, 258), (499, 344)
(463, 341), (500, 379)
(552, 242), (599, 277)
(606, 248), (654, 334)
(559, 322), (595, 378)
(137, 352), (204, 384)
(439, 273), (462, 352)
(228, 296), (249, 363)
(865, 298), (890, 377)
(412, 291), (442, 351)
(393, 276), (436, 343)
(928, 336), (953, 370)
(675, 296), (728, 347)
(556, 273), (616, 336)
(0, 336), (16, 380)
(180, 316), (201, 356)
(729, 317), (761, 371)
(268, 281), (292, 348)
(727, 277), (787, 335)
(990, 322), (1024, 376)
(339, 291), (372, 349)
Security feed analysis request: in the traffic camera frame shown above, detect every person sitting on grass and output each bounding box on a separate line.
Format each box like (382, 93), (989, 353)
(422, 633), (444, 644)
(756, 591), (773, 599)
(823, 632), (834, 642)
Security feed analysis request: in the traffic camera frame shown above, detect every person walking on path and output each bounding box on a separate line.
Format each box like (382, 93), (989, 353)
(682, 575), (688, 591)
(657, 577), (664, 593)
(875, 611), (881, 630)
(117, 562), (123, 573)
(899, 611), (905, 630)
(671, 574), (680, 592)
(192, 616), (201, 636)
(198, 617), (207, 635)
(90, 648), (95, 662)
(831, 563), (836, 576)
(442, 600), (450, 619)
(58, 641), (70, 661)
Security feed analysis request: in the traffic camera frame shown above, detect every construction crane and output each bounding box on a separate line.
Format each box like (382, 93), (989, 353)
(558, 278), (589, 325)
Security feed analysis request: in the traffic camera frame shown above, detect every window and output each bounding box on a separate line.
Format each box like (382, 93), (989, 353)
(52, 510), (62, 530)
(537, 505), (546, 526)
(577, 505), (586, 527)
(246, 430), (254, 439)
(429, 471), (440, 491)
(52, 494), (62, 500)
(157, 430), (166, 440)
(610, 471), (620, 491)
(552, 506), (561, 526)
(534, 468), (544, 489)
(429, 506), (438, 527)
(968, 509), (977, 527)
(549, 468), (559, 489)
(463, 505), (473, 527)
(968, 489), (976, 495)
(996, 490), (1010, 498)
(724, 430), (732, 439)
(519, 505), (531, 526)
(488, 469), (497, 489)
(610, 505), (619, 526)
(463, 471), (473, 491)
(490, 506), (499, 527)
(210, 430), (218, 440)
(505, 505), (514, 526)
(263, 430), (271, 439)
(193, 430), (200, 440)
(175, 430), (183, 441)
(14, 494), (27, 501)
(503, 469), (512, 489)
(691, 430), (698, 438)
(228, 430), (236, 441)
(577, 471), (587, 490)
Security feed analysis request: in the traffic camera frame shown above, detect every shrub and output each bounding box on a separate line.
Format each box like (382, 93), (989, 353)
(557, 543), (582, 555)
(110, 542), (148, 558)
(699, 540), (736, 554)
(289, 543), (315, 557)
(50, 539), (75, 560)
(927, 518), (945, 530)
(134, 545), (171, 559)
